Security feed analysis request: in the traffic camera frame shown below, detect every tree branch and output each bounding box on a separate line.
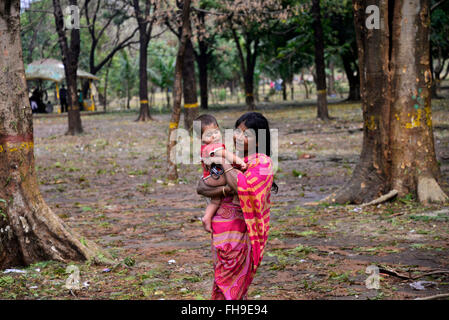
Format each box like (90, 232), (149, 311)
(431, 0), (448, 11)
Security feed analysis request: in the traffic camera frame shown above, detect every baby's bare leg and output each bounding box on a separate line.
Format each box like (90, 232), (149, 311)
(202, 198), (221, 233)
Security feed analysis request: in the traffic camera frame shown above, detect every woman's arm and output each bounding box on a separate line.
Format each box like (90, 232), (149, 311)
(197, 178), (233, 198)
(201, 156), (242, 194)
(222, 163), (241, 193)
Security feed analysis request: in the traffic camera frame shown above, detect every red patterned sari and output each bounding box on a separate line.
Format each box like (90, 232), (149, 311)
(211, 153), (273, 300)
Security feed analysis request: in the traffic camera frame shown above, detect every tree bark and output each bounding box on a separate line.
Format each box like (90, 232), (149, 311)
(53, 0), (83, 135)
(0, 0), (102, 269)
(327, 0), (447, 205)
(182, 39), (199, 132)
(312, 0), (330, 120)
(388, 0), (446, 203)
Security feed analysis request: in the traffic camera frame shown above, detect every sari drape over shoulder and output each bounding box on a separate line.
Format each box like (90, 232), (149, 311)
(237, 153), (273, 268)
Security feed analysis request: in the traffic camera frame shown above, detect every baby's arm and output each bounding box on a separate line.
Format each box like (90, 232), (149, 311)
(219, 149), (246, 170)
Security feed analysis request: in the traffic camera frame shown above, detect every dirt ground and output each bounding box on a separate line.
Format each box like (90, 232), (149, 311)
(1, 99), (449, 300)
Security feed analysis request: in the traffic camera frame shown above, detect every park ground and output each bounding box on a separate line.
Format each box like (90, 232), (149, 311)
(1, 99), (449, 300)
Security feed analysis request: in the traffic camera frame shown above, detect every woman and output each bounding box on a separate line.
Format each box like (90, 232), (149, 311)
(197, 112), (278, 300)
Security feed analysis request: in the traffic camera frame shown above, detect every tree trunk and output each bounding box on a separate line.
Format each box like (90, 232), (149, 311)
(301, 72), (310, 99)
(196, 39), (209, 110)
(232, 30), (257, 110)
(136, 31), (152, 121)
(102, 59), (113, 112)
(328, 61), (336, 95)
(344, 59), (361, 101)
(0, 0), (101, 269)
(282, 80), (287, 101)
(328, 0), (447, 205)
(388, 0), (446, 203)
(312, 0), (330, 120)
(167, 0), (192, 180)
(290, 80), (294, 100)
(126, 79), (131, 110)
(53, 0), (83, 135)
(182, 39), (199, 132)
(166, 87), (171, 108)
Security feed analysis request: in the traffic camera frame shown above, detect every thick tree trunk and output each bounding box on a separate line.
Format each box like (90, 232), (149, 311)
(136, 31), (152, 121)
(328, 0), (447, 205)
(389, 0), (446, 203)
(0, 0), (102, 269)
(182, 39), (199, 132)
(53, 0), (83, 135)
(312, 0), (330, 120)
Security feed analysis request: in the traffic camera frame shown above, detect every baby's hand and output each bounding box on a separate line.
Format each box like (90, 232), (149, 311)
(213, 149), (224, 158)
(240, 162), (247, 171)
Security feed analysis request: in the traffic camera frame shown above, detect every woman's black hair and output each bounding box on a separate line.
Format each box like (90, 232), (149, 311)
(235, 112), (278, 194)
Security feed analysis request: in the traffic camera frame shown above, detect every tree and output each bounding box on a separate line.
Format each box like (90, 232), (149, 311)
(131, 0), (160, 121)
(327, 0), (361, 101)
(84, 0), (138, 76)
(21, 0), (58, 64)
(430, 0), (449, 97)
(167, 0), (192, 180)
(216, 0), (290, 110)
(312, 0), (330, 120)
(53, 0), (83, 135)
(192, 5), (214, 110)
(327, 0), (448, 205)
(110, 50), (138, 109)
(0, 0), (102, 269)
(181, 1), (226, 110)
(164, 1), (199, 132)
(147, 42), (176, 108)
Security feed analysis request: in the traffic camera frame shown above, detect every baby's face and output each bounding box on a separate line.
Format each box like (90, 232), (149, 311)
(202, 124), (222, 144)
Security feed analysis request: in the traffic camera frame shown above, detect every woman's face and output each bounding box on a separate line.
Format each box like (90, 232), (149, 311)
(234, 122), (257, 155)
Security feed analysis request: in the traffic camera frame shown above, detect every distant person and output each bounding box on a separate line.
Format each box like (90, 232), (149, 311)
(59, 84), (68, 113)
(78, 89), (83, 111)
(30, 87), (46, 113)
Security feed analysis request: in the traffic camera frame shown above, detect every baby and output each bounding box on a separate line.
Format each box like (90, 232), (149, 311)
(195, 114), (246, 232)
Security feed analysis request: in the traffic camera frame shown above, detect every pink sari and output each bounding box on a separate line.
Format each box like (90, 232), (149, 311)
(211, 153), (273, 300)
